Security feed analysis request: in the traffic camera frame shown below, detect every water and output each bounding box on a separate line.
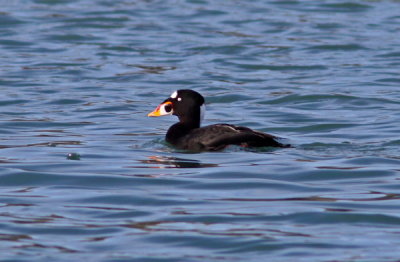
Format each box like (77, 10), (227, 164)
(1, 0), (400, 261)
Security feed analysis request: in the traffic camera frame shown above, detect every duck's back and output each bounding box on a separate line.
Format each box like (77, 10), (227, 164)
(175, 124), (288, 151)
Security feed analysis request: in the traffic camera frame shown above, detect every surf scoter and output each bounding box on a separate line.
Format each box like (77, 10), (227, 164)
(148, 89), (290, 151)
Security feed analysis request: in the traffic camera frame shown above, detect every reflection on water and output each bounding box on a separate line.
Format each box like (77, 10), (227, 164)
(135, 155), (219, 169)
(218, 191), (400, 203)
(0, 141), (82, 149)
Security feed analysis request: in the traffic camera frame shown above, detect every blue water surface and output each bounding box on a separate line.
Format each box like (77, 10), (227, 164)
(1, 0), (400, 261)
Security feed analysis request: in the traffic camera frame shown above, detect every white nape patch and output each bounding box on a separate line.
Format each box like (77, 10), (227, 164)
(200, 104), (206, 124)
(170, 91), (178, 99)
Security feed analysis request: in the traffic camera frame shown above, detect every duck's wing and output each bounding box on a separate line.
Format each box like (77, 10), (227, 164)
(181, 124), (288, 151)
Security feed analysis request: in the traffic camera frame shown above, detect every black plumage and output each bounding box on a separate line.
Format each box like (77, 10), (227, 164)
(148, 89), (290, 151)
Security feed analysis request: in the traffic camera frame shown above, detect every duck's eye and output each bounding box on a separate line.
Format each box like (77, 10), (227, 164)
(164, 104), (172, 112)
(177, 97), (182, 102)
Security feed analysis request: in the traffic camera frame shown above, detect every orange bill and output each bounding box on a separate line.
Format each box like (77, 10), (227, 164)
(147, 101), (172, 117)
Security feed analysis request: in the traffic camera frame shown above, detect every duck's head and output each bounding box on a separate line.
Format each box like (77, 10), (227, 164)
(148, 89), (205, 126)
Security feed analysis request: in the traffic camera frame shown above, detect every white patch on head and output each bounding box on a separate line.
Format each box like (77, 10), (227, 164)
(159, 103), (173, 115)
(177, 97), (182, 101)
(170, 91), (178, 99)
(200, 104), (206, 124)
